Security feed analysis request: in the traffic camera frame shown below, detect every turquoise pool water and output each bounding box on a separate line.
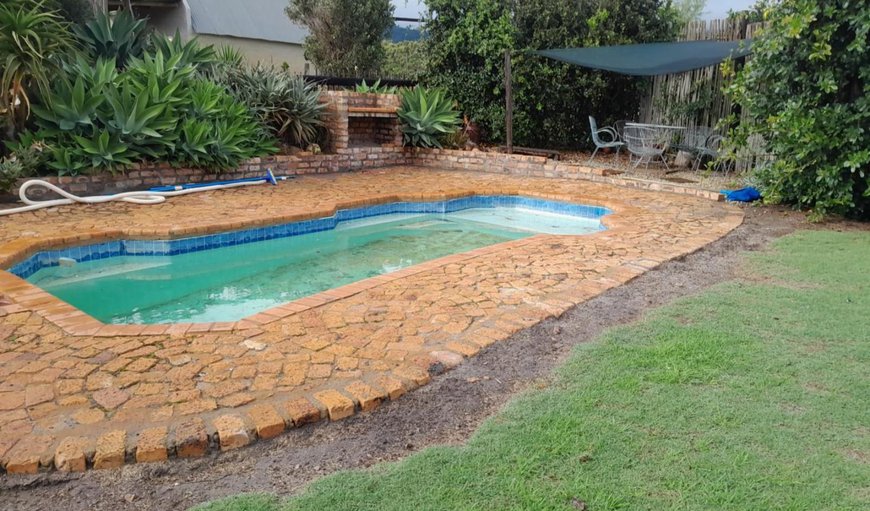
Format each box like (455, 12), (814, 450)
(22, 201), (606, 325)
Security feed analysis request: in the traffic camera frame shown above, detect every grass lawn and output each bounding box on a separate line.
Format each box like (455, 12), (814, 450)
(196, 230), (870, 511)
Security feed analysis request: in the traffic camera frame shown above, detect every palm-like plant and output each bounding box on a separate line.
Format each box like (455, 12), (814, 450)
(397, 86), (461, 148)
(0, 1), (75, 137)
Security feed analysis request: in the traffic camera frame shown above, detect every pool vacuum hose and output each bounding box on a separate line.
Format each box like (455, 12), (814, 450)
(0, 170), (288, 217)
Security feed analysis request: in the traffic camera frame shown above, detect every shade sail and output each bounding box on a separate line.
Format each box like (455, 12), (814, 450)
(535, 40), (752, 76)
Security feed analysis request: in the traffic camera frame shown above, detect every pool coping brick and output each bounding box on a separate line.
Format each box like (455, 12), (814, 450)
(0, 167), (743, 474)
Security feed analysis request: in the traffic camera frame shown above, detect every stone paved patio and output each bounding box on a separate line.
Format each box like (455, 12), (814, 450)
(0, 167), (742, 474)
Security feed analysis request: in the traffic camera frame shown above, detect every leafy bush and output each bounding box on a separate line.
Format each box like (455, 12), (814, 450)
(0, 1), (75, 139)
(727, 0), (870, 219)
(383, 41), (427, 80)
(31, 49), (275, 174)
(0, 132), (46, 191)
(150, 32), (216, 70)
(74, 10), (149, 69)
(397, 86), (461, 148)
(0, 156), (24, 193)
(424, 0), (679, 147)
(215, 64), (326, 148)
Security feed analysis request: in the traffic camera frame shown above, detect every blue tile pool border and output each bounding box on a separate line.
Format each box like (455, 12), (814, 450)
(8, 195), (611, 280)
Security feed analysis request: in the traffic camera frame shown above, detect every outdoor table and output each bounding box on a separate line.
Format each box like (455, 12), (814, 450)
(625, 122), (686, 131)
(625, 123), (686, 145)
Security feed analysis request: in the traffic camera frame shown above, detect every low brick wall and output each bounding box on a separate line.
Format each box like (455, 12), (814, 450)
(8, 146), (722, 202)
(409, 148), (724, 201)
(11, 146), (412, 200)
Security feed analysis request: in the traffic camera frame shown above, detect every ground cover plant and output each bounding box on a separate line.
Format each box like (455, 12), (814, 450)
(196, 229), (870, 510)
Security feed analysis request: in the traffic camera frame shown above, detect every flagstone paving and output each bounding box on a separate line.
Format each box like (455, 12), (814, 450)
(0, 167), (743, 474)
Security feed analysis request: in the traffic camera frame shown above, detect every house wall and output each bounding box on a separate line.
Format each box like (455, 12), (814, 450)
(136, 2), (312, 74)
(195, 35), (312, 74)
(138, 4), (192, 39)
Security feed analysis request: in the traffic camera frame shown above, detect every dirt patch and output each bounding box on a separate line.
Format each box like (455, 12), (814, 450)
(0, 206), (808, 511)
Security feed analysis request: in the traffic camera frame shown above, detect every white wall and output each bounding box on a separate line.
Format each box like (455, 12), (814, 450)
(194, 35), (312, 74)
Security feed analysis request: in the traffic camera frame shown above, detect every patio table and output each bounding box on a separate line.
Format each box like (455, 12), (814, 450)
(625, 122), (686, 131)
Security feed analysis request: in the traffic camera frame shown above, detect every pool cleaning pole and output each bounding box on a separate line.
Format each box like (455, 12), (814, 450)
(0, 169), (289, 217)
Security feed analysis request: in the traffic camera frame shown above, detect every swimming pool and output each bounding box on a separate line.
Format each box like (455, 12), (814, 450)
(10, 196), (610, 324)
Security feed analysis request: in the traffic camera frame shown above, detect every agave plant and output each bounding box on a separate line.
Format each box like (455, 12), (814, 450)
(150, 32), (216, 70)
(72, 130), (135, 173)
(32, 75), (105, 132)
(47, 144), (87, 175)
(171, 84), (275, 170)
(126, 50), (196, 109)
(0, 156), (23, 191)
(0, 1), (75, 136)
(229, 65), (326, 147)
(397, 86), (461, 148)
(75, 10), (149, 69)
(355, 79), (397, 94)
(214, 45), (244, 68)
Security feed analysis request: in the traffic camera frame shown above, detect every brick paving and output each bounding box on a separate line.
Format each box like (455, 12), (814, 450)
(0, 167), (743, 473)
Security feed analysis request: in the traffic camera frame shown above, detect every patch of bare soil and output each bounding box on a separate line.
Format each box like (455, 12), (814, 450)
(562, 150), (743, 193)
(0, 207), (815, 511)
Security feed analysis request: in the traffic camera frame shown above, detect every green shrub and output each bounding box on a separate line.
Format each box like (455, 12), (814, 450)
(0, 132), (46, 190)
(397, 86), (461, 148)
(383, 41), (426, 81)
(727, 0), (870, 219)
(0, 155), (24, 192)
(217, 64), (326, 148)
(31, 48), (276, 174)
(74, 10), (149, 69)
(150, 32), (216, 70)
(0, 0), (76, 138)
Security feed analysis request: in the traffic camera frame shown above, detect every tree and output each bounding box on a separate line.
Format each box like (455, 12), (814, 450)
(286, 0), (394, 77)
(727, 0), (869, 219)
(670, 0), (707, 27)
(424, 0), (680, 147)
(424, 0), (513, 141)
(383, 41), (427, 80)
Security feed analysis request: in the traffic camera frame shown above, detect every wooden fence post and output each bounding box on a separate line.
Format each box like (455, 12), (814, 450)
(505, 49), (513, 154)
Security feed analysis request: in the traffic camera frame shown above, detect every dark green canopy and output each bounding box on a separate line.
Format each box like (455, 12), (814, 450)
(535, 40), (752, 76)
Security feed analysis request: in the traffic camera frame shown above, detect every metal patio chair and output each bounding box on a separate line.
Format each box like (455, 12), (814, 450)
(623, 124), (670, 170)
(692, 134), (730, 172)
(588, 116), (625, 162)
(674, 126), (713, 155)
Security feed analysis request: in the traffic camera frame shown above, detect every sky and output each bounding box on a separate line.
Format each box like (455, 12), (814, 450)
(392, 0), (759, 21)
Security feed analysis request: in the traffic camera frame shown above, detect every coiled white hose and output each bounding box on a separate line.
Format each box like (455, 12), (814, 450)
(0, 172), (284, 217)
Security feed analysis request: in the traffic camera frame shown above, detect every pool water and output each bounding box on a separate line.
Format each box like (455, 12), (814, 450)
(26, 207), (603, 324)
